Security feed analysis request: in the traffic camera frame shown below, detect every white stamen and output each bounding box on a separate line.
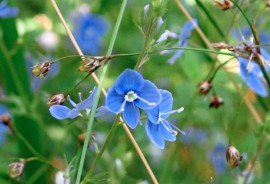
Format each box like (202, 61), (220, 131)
(159, 107), (184, 116)
(120, 100), (127, 112)
(136, 95), (156, 107)
(78, 92), (82, 102)
(67, 95), (77, 108)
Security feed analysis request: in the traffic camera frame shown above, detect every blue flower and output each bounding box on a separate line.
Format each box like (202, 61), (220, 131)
(49, 87), (96, 120)
(0, 0), (18, 18)
(209, 142), (227, 175)
(238, 55), (269, 97)
(160, 19), (197, 64)
(0, 105), (10, 144)
(145, 90), (185, 149)
(106, 69), (162, 129)
(72, 10), (107, 55)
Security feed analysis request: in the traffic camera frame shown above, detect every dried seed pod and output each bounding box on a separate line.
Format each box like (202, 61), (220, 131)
(47, 94), (65, 107)
(266, 0), (270, 7)
(214, 0), (234, 11)
(8, 159), (26, 179)
(198, 80), (212, 95)
(226, 145), (243, 168)
(32, 61), (51, 77)
(0, 113), (11, 127)
(209, 95), (224, 108)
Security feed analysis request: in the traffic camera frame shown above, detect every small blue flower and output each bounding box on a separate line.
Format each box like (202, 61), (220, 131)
(106, 69), (161, 129)
(160, 19), (197, 64)
(0, 105), (10, 144)
(49, 87), (96, 120)
(0, 0), (18, 18)
(180, 126), (208, 144)
(145, 90), (185, 149)
(209, 142), (227, 175)
(72, 10), (107, 55)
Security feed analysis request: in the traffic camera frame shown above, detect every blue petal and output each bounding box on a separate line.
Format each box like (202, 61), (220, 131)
(123, 102), (140, 129)
(180, 19), (197, 42)
(114, 69), (144, 95)
(76, 87), (96, 111)
(0, 123), (8, 144)
(67, 108), (81, 119)
(160, 120), (176, 142)
(145, 106), (159, 124)
(158, 90), (173, 119)
(0, 1), (18, 18)
(145, 121), (165, 149)
(0, 105), (8, 115)
(135, 80), (161, 109)
(167, 49), (184, 64)
(49, 105), (71, 120)
(238, 58), (268, 97)
(106, 86), (124, 113)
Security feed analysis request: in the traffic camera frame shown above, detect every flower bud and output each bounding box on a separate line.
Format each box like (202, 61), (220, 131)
(214, 0), (233, 10)
(226, 146), (243, 168)
(78, 56), (110, 74)
(209, 95), (224, 108)
(198, 80), (212, 95)
(47, 94), (65, 107)
(8, 159), (26, 179)
(32, 61), (51, 77)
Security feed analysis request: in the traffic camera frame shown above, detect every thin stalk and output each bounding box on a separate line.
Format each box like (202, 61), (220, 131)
(75, 0), (128, 183)
(66, 73), (91, 94)
(135, 14), (156, 70)
(195, 0), (225, 38)
(81, 115), (121, 184)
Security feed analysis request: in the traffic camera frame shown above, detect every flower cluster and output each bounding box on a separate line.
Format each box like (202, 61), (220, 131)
(106, 69), (184, 149)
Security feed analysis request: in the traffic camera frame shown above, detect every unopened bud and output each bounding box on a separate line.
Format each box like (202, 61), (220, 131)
(47, 94), (65, 107)
(8, 159), (26, 179)
(78, 57), (110, 74)
(226, 146), (243, 168)
(209, 95), (224, 108)
(32, 61), (51, 77)
(214, 0), (233, 10)
(198, 80), (212, 95)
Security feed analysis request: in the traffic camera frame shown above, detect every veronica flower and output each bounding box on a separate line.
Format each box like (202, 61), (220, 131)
(72, 6), (107, 55)
(160, 19), (197, 64)
(0, 0), (18, 18)
(145, 89), (185, 149)
(49, 87), (96, 120)
(106, 69), (161, 129)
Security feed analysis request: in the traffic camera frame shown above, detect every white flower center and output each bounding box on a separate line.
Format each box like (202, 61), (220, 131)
(125, 91), (138, 102)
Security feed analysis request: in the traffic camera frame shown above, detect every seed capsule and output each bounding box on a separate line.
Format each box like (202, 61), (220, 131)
(209, 95), (224, 108)
(47, 94), (65, 107)
(214, 0), (234, 11)
(8, 159), (26, 179)
(32, 61), (51, 77)
(198, 80), (212, 95)
(226, 146), (243, 168)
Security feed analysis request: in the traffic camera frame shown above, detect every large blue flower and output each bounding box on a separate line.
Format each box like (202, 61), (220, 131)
(106, 69), (161, 129)
(73, 11), (107, 55)
(49, 87), (96, 120)
(0, 0), (18, 18)
(145, 90), (184, 149)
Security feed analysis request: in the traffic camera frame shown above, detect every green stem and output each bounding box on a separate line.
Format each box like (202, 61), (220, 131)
(209, 57), (235, 81)
(135, 14), (156, 70)
(195, 0), (225, 38)
(75, 0), (128, 183)
(66, 73), (91, 94)
(81, 115), (121, 184)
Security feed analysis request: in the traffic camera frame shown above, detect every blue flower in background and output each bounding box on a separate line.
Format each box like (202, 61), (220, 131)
(145, 90), (185, 149)
(180, 126), (208, 144)
(238, 55), (269, 97)
(209, 142), (227, 175)
(0, 0), (18, 18)
(106, 69), (161, 129)
(0, 105), (10, 144)
(49, 87), (96, 120)
(160, 19), (197, 64)
(72, 9), (107, 55)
